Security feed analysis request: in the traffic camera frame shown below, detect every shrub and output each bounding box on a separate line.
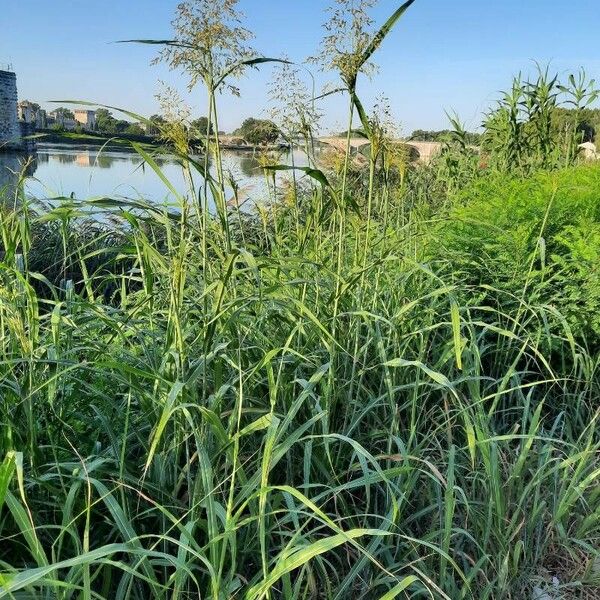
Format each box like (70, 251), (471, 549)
(435, 163), (600, 346)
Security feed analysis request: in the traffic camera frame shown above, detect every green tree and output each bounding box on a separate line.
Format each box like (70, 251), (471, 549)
(337, 127), (367, 138)
(552, 107), (598, 144)
(95, 108), (117, 133)
(53, 107), (75, 120)
(95, 110), (137, 136)
(147, 114), (167, 136)
(191, 116), (214, 137)
(114, 120), (131, 134)
(410, 129), (483, 144)
(125, 123), (145, 136)
(235, 117), (280, 145)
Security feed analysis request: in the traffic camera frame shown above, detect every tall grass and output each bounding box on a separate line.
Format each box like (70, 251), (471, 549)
(483, 65), (598, 173)
(1, 2), (600, 599)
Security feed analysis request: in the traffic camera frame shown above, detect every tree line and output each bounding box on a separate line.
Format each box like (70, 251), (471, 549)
(54, 105), (600, 150)
(100, 111), (282, 145)
(47, 108), (283, 146)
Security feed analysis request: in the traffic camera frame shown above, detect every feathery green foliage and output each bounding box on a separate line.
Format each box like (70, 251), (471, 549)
(1, 1), (600, 599)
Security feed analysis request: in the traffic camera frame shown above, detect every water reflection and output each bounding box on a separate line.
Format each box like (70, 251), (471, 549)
(75, 152), (92, 167)
(2, 145), (306, 206)
(54, 152), (77, 165)
(95, 154), (116, 169)
(0, 153), (37, 200)
(39, 148), (177, 171)
(239, 156), (261, 178)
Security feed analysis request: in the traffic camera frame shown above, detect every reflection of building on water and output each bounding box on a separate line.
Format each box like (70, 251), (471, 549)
(36, 149), (139, 170)
(0, 153), (37, 200)
(73, 151), (124, 168)
(76, 151), (92, 167)
(1, 146), (298, 206)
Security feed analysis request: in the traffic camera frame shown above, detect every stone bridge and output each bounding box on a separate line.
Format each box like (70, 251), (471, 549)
(318, 137), (443, 164)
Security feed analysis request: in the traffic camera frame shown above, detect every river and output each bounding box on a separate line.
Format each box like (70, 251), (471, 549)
(0, 144), (307, 210)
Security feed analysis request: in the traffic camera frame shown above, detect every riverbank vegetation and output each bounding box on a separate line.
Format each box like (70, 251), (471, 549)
(1, 0), (599, 598)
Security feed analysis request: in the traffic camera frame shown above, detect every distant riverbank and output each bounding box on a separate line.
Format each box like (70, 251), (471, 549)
(35, 129), (159, 151)
(34, 129), (289, 153)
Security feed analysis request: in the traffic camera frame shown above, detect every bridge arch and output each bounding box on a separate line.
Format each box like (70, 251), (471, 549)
(317, 137), (442, 163)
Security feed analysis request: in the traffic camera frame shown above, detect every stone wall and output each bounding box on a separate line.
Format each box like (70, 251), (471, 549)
(19, 121), (37, 153)
(0, 70), (21, 150)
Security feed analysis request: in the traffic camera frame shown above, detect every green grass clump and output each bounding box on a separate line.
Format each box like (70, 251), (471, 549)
(436, 164), (600, 347)
(0, 0), (599, 596)
(0, 158), (598, 599)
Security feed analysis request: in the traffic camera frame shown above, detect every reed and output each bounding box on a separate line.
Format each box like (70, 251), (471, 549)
(0, 2), (599, 599)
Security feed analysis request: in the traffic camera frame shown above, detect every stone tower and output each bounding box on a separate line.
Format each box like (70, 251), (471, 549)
(0, 69), (21, 150)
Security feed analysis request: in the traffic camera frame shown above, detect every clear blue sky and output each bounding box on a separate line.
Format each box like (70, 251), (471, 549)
(1, 0), (599, 134)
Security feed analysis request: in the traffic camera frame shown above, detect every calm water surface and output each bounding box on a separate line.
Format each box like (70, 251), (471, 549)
(0, 144), (306, 209)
